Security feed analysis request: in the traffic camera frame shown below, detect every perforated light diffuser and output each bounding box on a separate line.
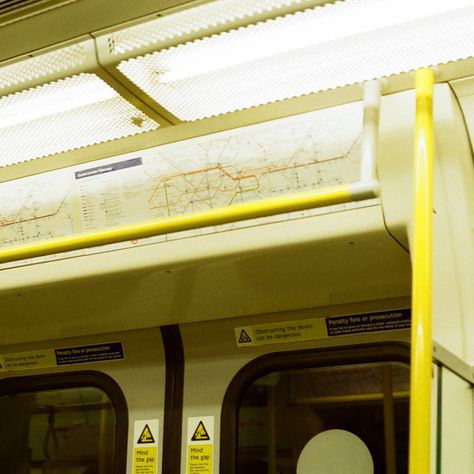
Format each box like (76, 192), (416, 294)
(0, 42), (88, 93)
(0, 73), (159, 166)
(117, 0), (474, 120)
(106, 0), (323, 57)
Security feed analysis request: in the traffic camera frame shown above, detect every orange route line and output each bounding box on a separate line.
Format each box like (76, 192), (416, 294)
(149, 166), (259, 211)
(147, 165), (258, 206)
(0, 193), (69, 229)
(0, 211), (58, 227)
(173, 172), (261, 212)
(147, 155), (345, 210)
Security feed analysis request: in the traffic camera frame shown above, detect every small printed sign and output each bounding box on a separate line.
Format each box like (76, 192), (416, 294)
(235, 309), (411, 347)
(133, 419), (159, 474)
(0, 342), (124, 372)
(55, 342), (124, 365)
(325, 309), (411, 336)
(0, 349), (56, 371)
(75, 157), (142, 179)
(187, 416), (214, 474)
(235, 319), (326, 347)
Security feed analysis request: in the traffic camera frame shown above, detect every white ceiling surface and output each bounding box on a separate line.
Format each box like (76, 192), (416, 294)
(0, 0), (474, 174)
(0, 0), (195, 62)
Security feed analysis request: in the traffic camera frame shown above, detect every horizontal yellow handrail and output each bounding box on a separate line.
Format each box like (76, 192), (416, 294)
(0, 181), (377, 265)
(409, 68), (434, 474)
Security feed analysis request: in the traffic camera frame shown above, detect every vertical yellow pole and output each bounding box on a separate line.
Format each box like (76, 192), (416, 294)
(409, 68), (434, 474)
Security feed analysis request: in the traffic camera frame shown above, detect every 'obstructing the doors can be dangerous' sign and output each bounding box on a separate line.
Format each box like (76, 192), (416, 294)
(235, 309), (411, 347)
(0, 342), (124, 372)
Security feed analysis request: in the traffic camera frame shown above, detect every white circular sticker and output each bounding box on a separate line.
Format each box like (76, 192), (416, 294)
(297, 429), (374, 474)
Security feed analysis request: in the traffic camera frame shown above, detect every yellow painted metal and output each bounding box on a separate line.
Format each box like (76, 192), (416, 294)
(0, 184), (352, 265)
(409, 68), (434, 474)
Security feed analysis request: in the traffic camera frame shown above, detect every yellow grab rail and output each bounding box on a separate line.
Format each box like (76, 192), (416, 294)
(0, 181), (377, 265)
(409, 68), (435, 474)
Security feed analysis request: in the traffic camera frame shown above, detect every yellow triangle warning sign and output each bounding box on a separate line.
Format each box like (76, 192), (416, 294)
(191, 420), (210, 441)
(239, 329), (252, 344)
(137, 424), (155, 444)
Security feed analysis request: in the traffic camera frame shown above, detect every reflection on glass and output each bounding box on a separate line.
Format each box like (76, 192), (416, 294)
(237, 362), (409, 474)
(0, 387), (116, 474)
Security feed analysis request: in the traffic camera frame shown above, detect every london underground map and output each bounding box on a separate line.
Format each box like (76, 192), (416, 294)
(0, 101), (375, 267)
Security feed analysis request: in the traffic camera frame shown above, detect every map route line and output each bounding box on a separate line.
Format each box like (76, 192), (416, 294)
(146, 153), (348, 212)
(146, 165), (259, 207)
(0, 192), (69, 228)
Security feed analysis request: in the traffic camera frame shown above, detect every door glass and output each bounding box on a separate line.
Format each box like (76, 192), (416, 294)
(237, 362), (409, 474)
(0, 386), (116, 474)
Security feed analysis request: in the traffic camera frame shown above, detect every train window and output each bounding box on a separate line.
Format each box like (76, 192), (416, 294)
(237, 362), (409, 474)
(0, 372), (127, 474)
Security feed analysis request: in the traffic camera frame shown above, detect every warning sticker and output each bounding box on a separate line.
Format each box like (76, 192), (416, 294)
(187, 416), (214, 474)
(235, 309), (410, 347)
(138, 424), (156, 444)
(133, 419), (158, 474)
(235, 319), (326, 347)
(55, 342), (124, 365)
(325, 309), (411, 336)
(238, 329), (252, 344)
(0, 349), (57, 371)
(191, 421), (211, 441)
(0, 342), (124, 372)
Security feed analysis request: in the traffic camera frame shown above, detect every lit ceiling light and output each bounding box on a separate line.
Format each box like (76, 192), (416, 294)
(152, 0), (473, 84)
(102, 0), (326, 58)
(0, 74), (118, 128)
(0, 42), (89, 94)
(0, 74), (159, 167)
(112, 0), (474, 120)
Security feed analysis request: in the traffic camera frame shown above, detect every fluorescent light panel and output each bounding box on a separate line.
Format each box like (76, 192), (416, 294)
(107, 0), (319, 56)
(0, 42), (88, 93)
(0, 74), (159, 167)
(117, 0), (474, 120)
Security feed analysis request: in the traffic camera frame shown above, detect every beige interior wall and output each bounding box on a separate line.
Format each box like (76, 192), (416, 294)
(0, 327), (167, 474)
(379, 84), (474, 362)
(180, 296), (411, 474)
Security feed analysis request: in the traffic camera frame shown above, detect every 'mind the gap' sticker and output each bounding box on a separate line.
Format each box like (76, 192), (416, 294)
(133, 419), (159, 474)
(186, 416), (214, 474)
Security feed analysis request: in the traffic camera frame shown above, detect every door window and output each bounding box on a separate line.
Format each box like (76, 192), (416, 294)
(237, 362), (409, 474)
(0, 376), (124, 474)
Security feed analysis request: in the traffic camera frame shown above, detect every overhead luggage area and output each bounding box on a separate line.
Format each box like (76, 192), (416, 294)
(0, 79), (472, 357)
(0, 86), (415, 345)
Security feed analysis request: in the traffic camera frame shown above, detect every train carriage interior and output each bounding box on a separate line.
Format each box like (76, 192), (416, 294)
(0, 1), (473, 473)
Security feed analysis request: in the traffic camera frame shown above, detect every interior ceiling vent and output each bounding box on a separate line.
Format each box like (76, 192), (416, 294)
(0, 0), (79, 26)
